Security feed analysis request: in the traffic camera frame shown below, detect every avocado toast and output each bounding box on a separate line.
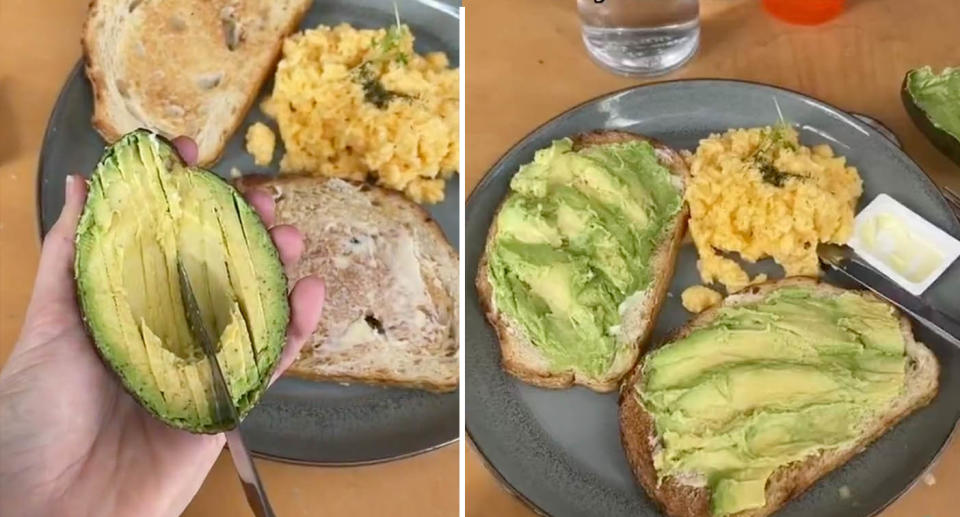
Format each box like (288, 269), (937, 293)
(619, 277), (940, 517)
(476, 131), (689, 391)
(75, 130), (289, 433)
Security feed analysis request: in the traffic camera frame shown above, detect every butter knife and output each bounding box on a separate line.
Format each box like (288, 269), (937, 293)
(176, 259), (276, 517)
(818, 243), (960, 347)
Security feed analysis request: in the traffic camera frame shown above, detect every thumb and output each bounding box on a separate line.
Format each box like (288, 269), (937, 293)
(27, 174), (88, 313)
(270, 276), (325, 385)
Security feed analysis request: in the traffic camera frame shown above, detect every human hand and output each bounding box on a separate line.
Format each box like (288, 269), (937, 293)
(0, 137), (325, 517)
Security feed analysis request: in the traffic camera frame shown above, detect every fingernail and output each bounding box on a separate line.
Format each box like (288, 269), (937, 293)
(65, 174), (74, 192)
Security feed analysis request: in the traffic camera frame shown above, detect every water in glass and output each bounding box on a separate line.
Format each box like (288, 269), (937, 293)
(578, 0), (700, 76)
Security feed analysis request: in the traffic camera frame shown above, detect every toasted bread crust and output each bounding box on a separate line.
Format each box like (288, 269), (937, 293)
(476, 131), (690, 392)
(282, 369), (456, 393)
(82, 0), (311, 165)
(235, 174), (459, 392)
(618, 277), (940, 517)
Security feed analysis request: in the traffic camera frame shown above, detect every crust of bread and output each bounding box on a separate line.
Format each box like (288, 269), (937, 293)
(476, 131), (690, 392)
(235, 174), (459, 392)
(618, 277), (941, 517)
(82, 0), (311, 165)
(282, 370), (456, 393)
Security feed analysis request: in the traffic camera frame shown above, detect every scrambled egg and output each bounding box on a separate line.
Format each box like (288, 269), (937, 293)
(245, 122), (276, 166)
(681, 285), (723, 313)
(686, 125), (862, 292)
(260, 23), (459, 203)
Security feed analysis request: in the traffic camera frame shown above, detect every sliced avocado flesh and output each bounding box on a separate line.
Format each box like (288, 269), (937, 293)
(903, 66), (960, 166)
(488, 138), (682, 377)
(638, 287), (907, 516)
(75, 130), (288, 433)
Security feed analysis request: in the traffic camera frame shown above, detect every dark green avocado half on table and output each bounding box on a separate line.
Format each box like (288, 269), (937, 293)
(902, 66), (960, 166)
(74, 130), (289, 433)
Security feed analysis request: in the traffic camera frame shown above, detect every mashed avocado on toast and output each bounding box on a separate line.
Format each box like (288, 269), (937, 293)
(75, 130), (288, 433)
(487, 137), (682, 378)
(637, 287), (907, 516)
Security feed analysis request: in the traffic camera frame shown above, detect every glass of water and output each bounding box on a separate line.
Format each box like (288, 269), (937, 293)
(577, 0), (700, 77)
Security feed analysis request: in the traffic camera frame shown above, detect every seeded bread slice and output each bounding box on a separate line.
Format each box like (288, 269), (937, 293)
(83, 0), (312, 165)
(618, 277), (940, 517)
(236, 175), (459, 392)
(476, 130), (690, 392)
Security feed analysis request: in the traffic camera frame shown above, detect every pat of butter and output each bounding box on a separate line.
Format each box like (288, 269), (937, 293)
(859, 213), (943, 282)
(848, 194), (960, 295)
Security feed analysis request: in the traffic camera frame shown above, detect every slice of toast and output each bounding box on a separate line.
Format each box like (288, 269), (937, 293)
(236, 175), (459, 392)
(476, 131), (690, 392)
(619, 277), (940, 517)
(83, 0), (312, 165)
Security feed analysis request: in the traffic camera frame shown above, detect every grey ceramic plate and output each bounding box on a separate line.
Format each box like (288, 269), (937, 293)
(466, 80), (960, 516)
(38, 0), (460, 465)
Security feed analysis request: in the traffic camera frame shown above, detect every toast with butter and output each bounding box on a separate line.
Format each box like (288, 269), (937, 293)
(236, 176), (459, 392)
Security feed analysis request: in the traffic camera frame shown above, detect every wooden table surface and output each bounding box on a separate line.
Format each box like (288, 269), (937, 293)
(465, 0), (959, 516)
(0, 1), (457, 516)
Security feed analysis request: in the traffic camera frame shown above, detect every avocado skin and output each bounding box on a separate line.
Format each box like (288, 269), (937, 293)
(74, 129), (289, 434)
(902, 69), (960, 167)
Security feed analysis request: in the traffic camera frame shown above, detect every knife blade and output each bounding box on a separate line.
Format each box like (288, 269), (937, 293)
(818, 243), (960, 347)
(176, 258), (276, 517)
(176, 259), (236, 427)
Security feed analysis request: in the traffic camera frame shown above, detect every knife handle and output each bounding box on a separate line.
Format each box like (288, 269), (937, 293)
(225, 429), (276, 517)
(827, 255), (960, 348)
(240, 480), (276, 517)
(911, 303), (960, 348)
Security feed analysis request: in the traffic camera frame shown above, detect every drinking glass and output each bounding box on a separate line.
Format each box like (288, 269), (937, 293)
(577, 0), (700, 77)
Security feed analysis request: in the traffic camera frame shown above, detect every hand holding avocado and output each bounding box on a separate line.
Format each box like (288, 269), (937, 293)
(0, 137), (325, 517)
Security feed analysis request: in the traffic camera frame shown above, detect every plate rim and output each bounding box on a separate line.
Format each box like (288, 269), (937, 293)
(467, 424), (959, 517)
(250, 435), (457, 467)
(468, 78), (958, 222)
(465, 77), (960, 516)
(36, 59), (85, 240)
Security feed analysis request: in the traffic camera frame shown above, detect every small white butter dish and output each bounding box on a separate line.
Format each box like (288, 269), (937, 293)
(848, 193), (960, 295)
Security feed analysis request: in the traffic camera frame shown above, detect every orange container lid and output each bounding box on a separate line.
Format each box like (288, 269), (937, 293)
(763, 0), (846, 25)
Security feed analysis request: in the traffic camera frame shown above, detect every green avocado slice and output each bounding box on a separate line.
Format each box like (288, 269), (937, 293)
(902, 66), (960, 166)
(75, 130), (288, 433)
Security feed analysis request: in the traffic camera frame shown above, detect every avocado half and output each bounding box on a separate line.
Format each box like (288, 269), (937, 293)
(902, 66), (960, 167)
(75, 130), (289, 433)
